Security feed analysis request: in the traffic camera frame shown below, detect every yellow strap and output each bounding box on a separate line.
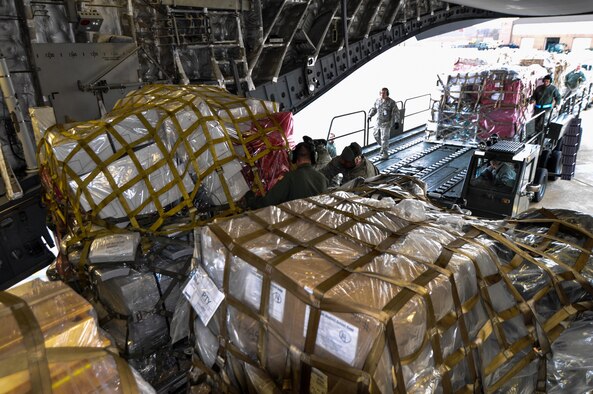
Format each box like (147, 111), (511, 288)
(0, 291), (52, 394)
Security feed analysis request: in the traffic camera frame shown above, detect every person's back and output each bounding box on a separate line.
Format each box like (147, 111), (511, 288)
(279, 164), (327, 198)
(246, 141), (328, 209)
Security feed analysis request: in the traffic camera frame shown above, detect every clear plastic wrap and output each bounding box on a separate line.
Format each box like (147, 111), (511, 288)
(95, 268), (173, 316)
(127, 346), (190, 392)
(0, 279), (104, 354)
(0, 279), (156, 393)
(48, 121), (143, 176)
(242, 112), (294, 193)
(430, 65), (547, 143)
(190, 189), (593, 393)
(91, 247), (189, 357)
(547, 312), (593, 393)
(89, 232), (141, 263)
(103, 315), (169, 357)
(70, 143), (194, 220)
(1, 348), (156, 393)
(160, 101), (249, 205)
(85, 232), (194, 387)
(192, 191), (523, 392)
(39, 84), (287, 237)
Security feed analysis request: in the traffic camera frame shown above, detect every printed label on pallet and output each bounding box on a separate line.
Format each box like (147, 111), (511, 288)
(183, 266), (225, 325)
(303, 306), (359, 365)
(310, 367), (328, 394)
(245, 269), (286, 322)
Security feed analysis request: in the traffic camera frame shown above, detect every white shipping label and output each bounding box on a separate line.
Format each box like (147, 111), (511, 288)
(317, 312), (359, 365)
(244, 269), (286, 322)
(309, 368), (328, 394)
(303, 305), (310, 337)
(269, 282), (286, 322)
(244, 269), (263, 308)
(183, 266), (225, 326)
(92, 234), (137, 256)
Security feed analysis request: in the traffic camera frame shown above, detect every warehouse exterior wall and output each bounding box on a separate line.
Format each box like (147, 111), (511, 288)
(511, 15), (593, 51)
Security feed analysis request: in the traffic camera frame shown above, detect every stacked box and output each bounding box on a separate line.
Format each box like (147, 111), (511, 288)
(38, 84), (289, 238)
(0, 279), (155, 393)
(85, 232), (194, 388)
(430, 65), (547, 143)
(38, 85), (297, 389)
(69, 143), (195, 220)
(188, 189), (593, 393)
(430, 71), (483, 142)
(561, 117), (582, 180)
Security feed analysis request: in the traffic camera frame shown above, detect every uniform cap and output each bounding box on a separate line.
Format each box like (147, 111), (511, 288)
(340, 146), (356, 162)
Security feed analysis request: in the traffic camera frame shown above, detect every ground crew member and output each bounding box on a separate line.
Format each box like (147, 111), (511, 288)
(320, 142), (379, 186)
(368, 87), (398, 160)
(327, 132), (337, 158)
(244, 141), (328, 209)
(303, 135), (332, 170)
(530, 75), (561, 131)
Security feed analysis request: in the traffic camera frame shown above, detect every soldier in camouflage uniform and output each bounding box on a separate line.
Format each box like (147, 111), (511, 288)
(320, 142), (379, 187)
(368, 87), (399, 160)
(245, 141), (328, 209)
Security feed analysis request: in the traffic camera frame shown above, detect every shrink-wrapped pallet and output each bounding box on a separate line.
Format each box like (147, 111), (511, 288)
(429, 65), (547, 142)
(0, 279), (104, 354)
(0, 279), (154, 393)
(85, 233), (194, 388)
(38, 84), (291, 238)
(93, 262), (186, 357)
(187, 187), (593, 393)
(546, 312), (593, 393)
(68, 143), (195, 220)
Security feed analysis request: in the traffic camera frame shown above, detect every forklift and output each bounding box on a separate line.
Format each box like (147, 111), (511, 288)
(460, 108), (577, 218)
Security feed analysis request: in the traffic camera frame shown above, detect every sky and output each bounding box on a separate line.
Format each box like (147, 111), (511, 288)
(291, 16), (592, 153)
(292, 39), (485, 152)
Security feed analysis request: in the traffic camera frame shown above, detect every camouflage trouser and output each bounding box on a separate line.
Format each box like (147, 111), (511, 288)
(373, 124), (390, 155)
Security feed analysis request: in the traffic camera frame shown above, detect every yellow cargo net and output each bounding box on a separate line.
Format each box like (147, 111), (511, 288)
(37, 84), (286, 241)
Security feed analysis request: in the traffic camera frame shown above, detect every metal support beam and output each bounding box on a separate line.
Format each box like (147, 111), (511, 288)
(0, 57), (37, 173)
(341, 0), (350, 68)
(248, 6), (501, 113)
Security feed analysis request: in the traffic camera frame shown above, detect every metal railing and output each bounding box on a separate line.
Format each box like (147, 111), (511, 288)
(327, 83), (590, 156)
(326, 110), (368, 150)
(328, 94), (433, 150)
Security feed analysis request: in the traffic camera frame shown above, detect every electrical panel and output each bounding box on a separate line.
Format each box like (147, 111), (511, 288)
(77, 9), (104, 33)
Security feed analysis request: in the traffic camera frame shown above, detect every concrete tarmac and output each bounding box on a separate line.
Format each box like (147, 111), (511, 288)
(532, 107), (593, 215)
